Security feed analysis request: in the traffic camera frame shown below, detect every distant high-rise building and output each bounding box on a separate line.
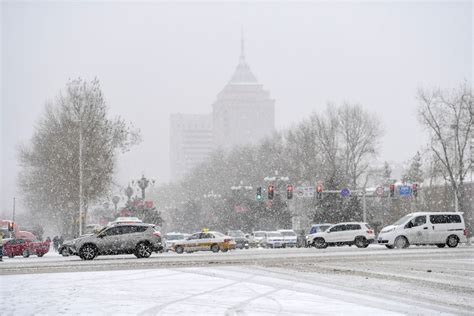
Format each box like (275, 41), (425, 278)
(169, 35), (275, 180)
(169, 114), (213, 180)
(212, 36), (275, 149)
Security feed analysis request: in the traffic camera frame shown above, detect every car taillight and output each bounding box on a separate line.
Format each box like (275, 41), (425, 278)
(367, 230), (374, 234)
(464, 229), (467, 236)
(224, 239), (231, 243)
(153, 231), (161, 237)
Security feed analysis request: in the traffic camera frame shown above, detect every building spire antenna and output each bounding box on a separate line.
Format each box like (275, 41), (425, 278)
(240, 27), (245, 61)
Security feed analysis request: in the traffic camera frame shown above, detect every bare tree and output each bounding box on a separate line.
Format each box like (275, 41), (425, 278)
(338, 103), (382, 188)
(18, 78), (141, 236)
(417, 82), (473, 230)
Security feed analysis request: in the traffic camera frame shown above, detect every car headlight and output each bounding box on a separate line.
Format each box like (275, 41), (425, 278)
(382, 228), (395, 233)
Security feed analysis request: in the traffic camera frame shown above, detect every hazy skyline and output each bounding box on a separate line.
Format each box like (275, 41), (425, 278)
(1, 1), (472, 214)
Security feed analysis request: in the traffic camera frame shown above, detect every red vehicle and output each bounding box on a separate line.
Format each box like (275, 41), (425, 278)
(3, 238), (50, 258)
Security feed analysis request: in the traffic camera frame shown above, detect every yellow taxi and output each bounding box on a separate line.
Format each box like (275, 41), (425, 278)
(173, 230), (236, 254)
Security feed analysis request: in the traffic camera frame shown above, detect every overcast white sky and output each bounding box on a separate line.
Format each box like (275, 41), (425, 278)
(1, 1), (472, 214)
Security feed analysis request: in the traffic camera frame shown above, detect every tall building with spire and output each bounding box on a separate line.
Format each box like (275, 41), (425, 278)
(212, 35), (275, 149)
(170, 35), (275, 180)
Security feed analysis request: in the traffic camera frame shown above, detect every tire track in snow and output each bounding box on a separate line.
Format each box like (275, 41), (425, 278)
(137, 268), (259, 316)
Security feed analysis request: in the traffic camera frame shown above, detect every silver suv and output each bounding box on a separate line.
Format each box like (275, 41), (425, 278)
(63, 223), (163, 260)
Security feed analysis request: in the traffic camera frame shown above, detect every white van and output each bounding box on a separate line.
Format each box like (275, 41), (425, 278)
(377, 212), (467, 249)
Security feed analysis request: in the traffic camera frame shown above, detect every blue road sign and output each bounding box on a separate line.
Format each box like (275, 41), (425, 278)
(340, 188), (351, 197)
(399, 185), (412, 196)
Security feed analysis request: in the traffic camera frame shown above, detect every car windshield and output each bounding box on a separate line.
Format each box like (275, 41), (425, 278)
(267, 232), (282, 237)
(393, 215), (413, 226)
(310, 225), (331, 234)
(280, 231), (296, 236)
(228, 231), (245, 237)
(96, 226), (108, 235)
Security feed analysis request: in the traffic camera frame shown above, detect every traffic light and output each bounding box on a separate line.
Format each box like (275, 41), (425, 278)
(412, 183), (418, 198)
(287, 185), (293, 199)
(316, 183), (323, 200)
(256, 187), (263, 201)
(268, 184), (274, 200)
(389, 184), (395, 197)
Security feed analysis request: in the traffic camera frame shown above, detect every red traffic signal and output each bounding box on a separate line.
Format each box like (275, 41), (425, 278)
(316, 183), (323, 199)
(412, 183), (418, 198)
(389, 184), (395, 197)
(268, 184), (274, 200)
(287, 185), (293, 199)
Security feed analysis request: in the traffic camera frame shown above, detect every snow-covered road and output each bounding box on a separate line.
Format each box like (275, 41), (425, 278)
(0, 266), (456, 315)
(1, 245), (473, 315)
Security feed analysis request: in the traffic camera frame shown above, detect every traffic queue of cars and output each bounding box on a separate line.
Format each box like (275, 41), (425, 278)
(62, 210), (468, 260)
(2, 212), (468, 261)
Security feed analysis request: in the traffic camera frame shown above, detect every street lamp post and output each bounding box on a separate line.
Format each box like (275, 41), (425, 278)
(78, 117), (84, 236)
(112, 195), (121, 213)
(125, 184), (134, 201)
(451, 124), (459, 212)
(133, 175), (155, 200)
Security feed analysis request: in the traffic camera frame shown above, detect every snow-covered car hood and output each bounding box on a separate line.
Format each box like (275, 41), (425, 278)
(66, 234), (95, 245)
(307, 232), (326, 238)
(380, 225), (397, 233)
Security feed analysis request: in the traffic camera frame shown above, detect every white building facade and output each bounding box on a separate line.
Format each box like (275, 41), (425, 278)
(169, 114), (213, 180)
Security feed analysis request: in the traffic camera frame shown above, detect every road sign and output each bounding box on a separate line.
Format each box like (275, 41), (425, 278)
(296, 186), (305, 197)
(295, 186), (314, 198)
(340, 188), (351, 197)
(399, 185), (412, 196)
(376, 186), (384, 196)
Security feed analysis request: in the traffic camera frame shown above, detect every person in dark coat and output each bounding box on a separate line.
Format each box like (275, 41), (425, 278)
(53, 236), (59, 252)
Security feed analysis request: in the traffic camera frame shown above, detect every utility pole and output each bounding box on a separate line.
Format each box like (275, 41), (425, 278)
(12, 197), (16, 223)
(79, 118), (83, 236)
(362, 191), (367, 223)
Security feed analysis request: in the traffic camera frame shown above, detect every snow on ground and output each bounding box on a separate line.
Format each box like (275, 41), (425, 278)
(0, 266), (441, 316)
(1, 246), (473, 315)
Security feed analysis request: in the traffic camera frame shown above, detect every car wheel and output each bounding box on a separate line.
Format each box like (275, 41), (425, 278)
(385, 245), (394, 249)
(61, 247), (69, 257)
(175, 246), (184, 254)
(221, 248), (228, 252)
(135, 242), (152, 258)
(436, 244), (446, 248)
(61, 247), (70, 257)
(314, 238), (328, 249)
(79, 244), (98, 260)
(22, 249), (30, 258)
(37, 253), (44, 257)
(354, 237), (367, 248)
(211, 244), (220, 253)
(446, 235), (459, 248)
(394, 236), (409, 249)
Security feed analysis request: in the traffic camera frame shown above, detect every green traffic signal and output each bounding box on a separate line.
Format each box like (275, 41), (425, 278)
(256, 187), (262, 201)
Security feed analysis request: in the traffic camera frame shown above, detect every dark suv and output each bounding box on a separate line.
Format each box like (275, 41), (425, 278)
(226, 230), (249, 249)
(61, 223), (163, 260)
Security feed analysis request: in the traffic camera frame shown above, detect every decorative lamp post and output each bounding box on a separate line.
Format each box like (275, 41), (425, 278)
(133, 175), (155, 200)
(125, 185), (134, 201)
(112, 195), (121, 213)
